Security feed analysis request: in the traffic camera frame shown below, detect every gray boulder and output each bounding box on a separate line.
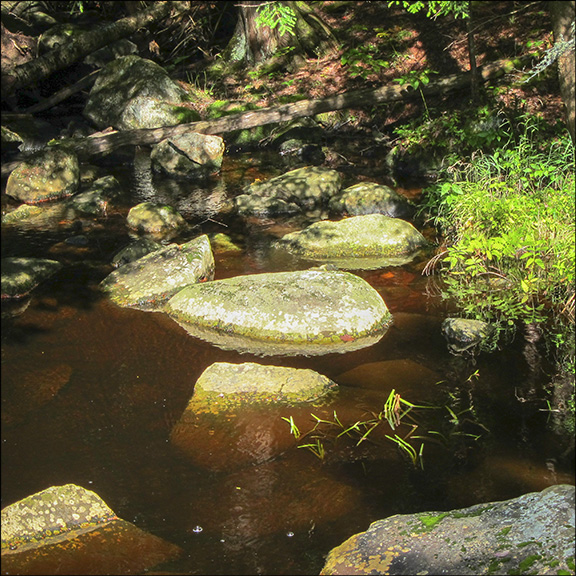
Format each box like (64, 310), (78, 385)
(151, 132), (225, 179)
(84, 55), (199, 130)
(5, 148), (79, 204)
(329, 182), (414, 218)
(278, 214), (428, 269)
(111, 238), (163, 268)
(234, 166), (342, 216)
(1, 484), (182, 574)
(100, 234), (214, 310)
(1, 257), (62, 299)
(321, 484), (575, 575)
(164, 268), (393, 356)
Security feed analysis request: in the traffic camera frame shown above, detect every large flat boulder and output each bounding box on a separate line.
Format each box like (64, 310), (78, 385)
(100, 234), (214, 310)
(1, 257), (62, 299)
(278, 214), (428, 270)
(321, 484), (575, 575)
(164, 268), (393, 355)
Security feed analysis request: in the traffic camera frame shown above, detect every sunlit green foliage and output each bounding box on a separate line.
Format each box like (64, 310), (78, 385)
(254, 2), (297, 37)
(421, 117), (574, 366)
(387, 1), (470, 20)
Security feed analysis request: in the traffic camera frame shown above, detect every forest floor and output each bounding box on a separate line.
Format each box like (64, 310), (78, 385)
(172, 0), (565, 139)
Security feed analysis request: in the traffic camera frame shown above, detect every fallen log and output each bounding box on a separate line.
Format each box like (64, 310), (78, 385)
(60, 56), (531, 161)
(1, 57), (531, 176)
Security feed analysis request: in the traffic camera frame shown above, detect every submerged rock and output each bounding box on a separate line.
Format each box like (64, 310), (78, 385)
(278, 214), (428, 269)
(164, 268), (393, 356)
(68, 175), (122, 216)
(100, 234), (214, 310)
(321, 484), (575, 575)
(1, 484), (182, 575)
(1, 257), (62, 299)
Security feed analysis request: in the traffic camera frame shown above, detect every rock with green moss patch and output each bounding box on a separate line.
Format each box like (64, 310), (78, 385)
(164, 268), (392, 356)
(442, 317), (493, 355)
(321, 484), (575, 575)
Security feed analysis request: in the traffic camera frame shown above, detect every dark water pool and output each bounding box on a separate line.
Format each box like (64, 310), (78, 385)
(1, 151), (574, 575)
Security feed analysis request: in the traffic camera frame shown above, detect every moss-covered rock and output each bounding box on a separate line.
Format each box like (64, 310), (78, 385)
(6, 148), (79, 204)
(126, 201), (187, 238)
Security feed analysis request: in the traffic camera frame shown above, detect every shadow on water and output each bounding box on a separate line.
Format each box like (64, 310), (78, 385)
(1, 150), (574, 575)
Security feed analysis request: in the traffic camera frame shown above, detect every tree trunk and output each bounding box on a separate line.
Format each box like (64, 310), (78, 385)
(28, 56), (529, 164)
(222, 0), (337, 69)
(1, 1), (189, 101)
(549, 1), (575, 144)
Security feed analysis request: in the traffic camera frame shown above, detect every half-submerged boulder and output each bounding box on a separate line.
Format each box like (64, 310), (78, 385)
(234, 166), (342, 216)
(1, 257), (62, 299)
(321, 484), (575, 575)
(184, 361), (338, 414)
(442, 317), (493, 355)
(164, 268), (393, 356)
(170, 362), (338, 470)
(278, 213), (428, 269)
(100, 234), (214, 310)
(1, 484), (182, 575)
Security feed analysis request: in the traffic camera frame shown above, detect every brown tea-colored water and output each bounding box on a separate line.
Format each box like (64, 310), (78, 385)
(1, 152), (574, 575)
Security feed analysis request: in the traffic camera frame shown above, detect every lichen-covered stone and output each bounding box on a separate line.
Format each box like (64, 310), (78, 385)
(111, 238), (163, 268)
(1, 257), (62, 299)
(1, 484), (116, 551)
(1, 484), (182, 573)
(1, 204), (44, 224)
(164, 268), (393, 355)
(278, 214), (428, 269)
(5, 148), (79, 204)
(100, 234), (214, 310)
(321, 484), (575, 575)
